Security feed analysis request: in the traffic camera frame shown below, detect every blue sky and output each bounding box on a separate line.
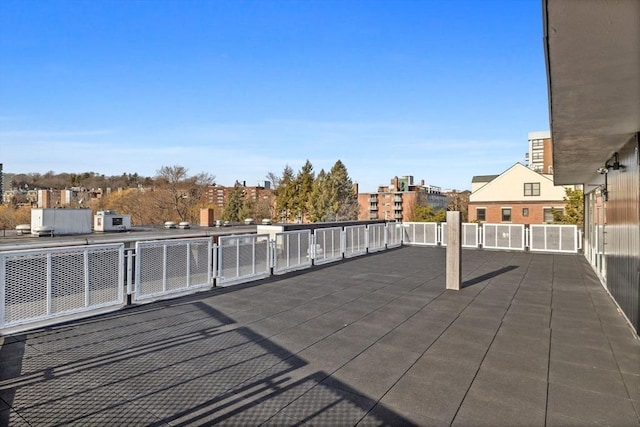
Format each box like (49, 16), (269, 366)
(0, 0), (549, 192)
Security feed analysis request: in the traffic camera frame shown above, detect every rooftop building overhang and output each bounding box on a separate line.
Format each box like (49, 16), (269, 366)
(543, 0), (640, 185)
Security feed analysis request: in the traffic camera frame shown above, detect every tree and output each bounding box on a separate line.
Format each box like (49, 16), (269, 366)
(292, 160), (315, 222)
(274, 165), (296, 222)
(308, 169), (331, 222)
(447, 190), (470, 222)
(266, 171), (281, 190)
(155, 165), (215, 223)
(412, 205), (446, 222)
(239, 195), (255, 221)
(553, 188), (584, 227)
(222, 183), (245, 223)
(0, 205), (31, 230)
(326, 160), (358, 221)
(254, 194), (274, 221)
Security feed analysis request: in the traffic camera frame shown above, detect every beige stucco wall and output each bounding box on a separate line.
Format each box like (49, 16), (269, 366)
(470, 163), (568, 203)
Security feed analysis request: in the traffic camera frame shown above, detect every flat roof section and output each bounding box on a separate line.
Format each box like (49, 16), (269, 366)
(1, 246), (638, 425)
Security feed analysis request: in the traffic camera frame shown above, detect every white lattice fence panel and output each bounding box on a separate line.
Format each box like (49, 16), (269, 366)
(135, 238), (212, 301)
(1, 244), (124, 330)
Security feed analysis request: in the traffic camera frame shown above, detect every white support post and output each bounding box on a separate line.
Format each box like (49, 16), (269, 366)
(446, 211), (462, 290)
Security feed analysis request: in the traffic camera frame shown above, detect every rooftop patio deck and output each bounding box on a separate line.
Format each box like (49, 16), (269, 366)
(1, 246), (638, 426)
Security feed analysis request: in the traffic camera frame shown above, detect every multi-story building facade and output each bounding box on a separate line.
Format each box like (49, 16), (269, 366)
(203, 181), (273, 209)
(358, 175), (447, 222)
(526, 130), (553, 174)
(468, 163), (571, 224)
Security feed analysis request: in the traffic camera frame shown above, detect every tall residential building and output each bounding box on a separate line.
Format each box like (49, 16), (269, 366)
(358, 175), (447, 222)
(526, 130), (553, 174)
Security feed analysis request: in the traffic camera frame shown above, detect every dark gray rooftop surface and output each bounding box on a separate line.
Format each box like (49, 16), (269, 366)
(1, 247), (638, 426)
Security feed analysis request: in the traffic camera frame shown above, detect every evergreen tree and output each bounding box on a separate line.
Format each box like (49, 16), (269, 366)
(326, 160), (358, 221)
(274, 165), (296, 222)
(222, 183), (245, 222)
(240, 196), (255, 221)
(292, 160), (315, 222)
(309, 169), (331, 222)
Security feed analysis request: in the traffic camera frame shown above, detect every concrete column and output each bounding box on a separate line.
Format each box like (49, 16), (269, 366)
(446, 211), (461, 290)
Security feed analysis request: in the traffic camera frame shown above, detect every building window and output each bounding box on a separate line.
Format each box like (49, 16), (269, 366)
(522, 208), (529, 217)
(502, 208), (512, 222)
(524, 182), (541, 196)
(532, 139), (544, 148)
(476, 208), (486, 221)
(543, 208), (563, 223)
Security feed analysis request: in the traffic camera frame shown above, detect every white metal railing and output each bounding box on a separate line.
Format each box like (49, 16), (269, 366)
(529, 224), (578, 253)
(0, 221), (581, 333)
(482, 224), (526, 251)
(344, 225), (368, 258)
(313, 227), (343, 265)
(0, 244), (124, 331)
(273, 230), (312, 274)
(367, 223), (387, 252)
(386, 222), (403, 248)
(441, 223), (480, 248)
(217, 234), (270, 286)
(134, 238), (212, 301)
(402, 222), (439, 246)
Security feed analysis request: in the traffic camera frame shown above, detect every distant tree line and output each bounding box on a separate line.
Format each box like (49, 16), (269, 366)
(7, 171), (154, 192)
(270, 159), (359, 223)
(1, 160), (361, 229)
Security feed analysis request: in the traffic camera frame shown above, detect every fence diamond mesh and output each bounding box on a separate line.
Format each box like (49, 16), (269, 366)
(135, 238), (212, 301)
(1, 244), (124, 329)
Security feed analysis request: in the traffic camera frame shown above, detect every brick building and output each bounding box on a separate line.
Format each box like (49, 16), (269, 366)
(468, 163), (571, 224)
(526, 130), (554, 174)
(358, 175), (446, 222)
